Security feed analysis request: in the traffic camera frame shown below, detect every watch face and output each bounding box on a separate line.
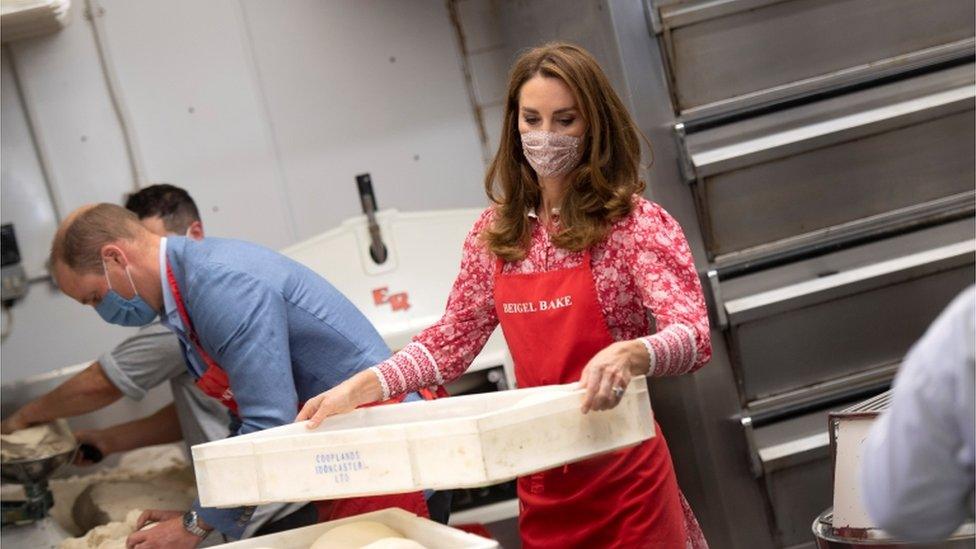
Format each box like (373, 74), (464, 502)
(183, 511), (206, 537)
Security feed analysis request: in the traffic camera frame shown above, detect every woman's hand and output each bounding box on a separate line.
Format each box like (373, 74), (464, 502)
(578, 340), (648, 413)
(296, 369), (384, 429)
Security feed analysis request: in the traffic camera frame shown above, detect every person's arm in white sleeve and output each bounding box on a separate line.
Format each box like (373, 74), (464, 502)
(861, 287), (976, 542)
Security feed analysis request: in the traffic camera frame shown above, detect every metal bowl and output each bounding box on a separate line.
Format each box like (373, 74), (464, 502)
(813, 508), (975, 548)
(0, 444), (78, 486)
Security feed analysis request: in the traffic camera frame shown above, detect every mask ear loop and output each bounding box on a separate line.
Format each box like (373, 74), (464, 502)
(104, 252), (139, 297)
(122, 264), (140, 297)
(102, 259), (115, 291)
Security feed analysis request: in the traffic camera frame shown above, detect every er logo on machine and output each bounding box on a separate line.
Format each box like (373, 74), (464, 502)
(373, 286), (411, 312)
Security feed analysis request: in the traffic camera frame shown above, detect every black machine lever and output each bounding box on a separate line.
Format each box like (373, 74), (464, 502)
(356, 173), (388, 264)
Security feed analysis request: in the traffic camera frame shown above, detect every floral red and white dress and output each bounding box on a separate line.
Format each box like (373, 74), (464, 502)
(372, 195), (711, 548)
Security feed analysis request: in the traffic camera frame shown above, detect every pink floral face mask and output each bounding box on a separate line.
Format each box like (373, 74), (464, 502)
(520, 130), (583, 178)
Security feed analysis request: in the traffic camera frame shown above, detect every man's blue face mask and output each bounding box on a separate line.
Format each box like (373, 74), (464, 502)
(95, 260), (158, 327)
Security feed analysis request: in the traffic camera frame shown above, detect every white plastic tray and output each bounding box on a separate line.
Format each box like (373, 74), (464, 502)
(192, 377), (654, 508)
(213, 508), (498, 548)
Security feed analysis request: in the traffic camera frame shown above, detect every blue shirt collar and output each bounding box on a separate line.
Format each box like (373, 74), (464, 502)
(158, 237), (184, 333)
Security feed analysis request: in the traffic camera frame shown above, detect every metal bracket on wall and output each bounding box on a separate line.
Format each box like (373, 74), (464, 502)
(644, 0), (663, 35)
(671, 122), (697, 183)
(739, 415), (764, 479)
(703, 269), (728, 330)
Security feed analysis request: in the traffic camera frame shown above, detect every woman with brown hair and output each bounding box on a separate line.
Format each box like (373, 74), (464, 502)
(298, 42), (711, 548)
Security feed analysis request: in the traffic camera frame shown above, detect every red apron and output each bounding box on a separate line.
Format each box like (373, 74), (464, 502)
(165, 262), (435, 522)
(493, 249), (687, 548)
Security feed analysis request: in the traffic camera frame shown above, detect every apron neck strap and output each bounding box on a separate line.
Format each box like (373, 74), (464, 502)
(494, 248), (592, 275)
(166, 260), (203, 350)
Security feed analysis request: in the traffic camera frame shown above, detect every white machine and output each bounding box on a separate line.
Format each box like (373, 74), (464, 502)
(814, 391), (974, 547)
(281, 206), (512, 386)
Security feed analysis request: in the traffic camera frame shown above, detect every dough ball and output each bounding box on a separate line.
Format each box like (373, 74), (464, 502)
(361, 538), (428, 549)
(72, 481), (192, 532)
(58, 509), (143, 549)
(310, 521), (404, 549)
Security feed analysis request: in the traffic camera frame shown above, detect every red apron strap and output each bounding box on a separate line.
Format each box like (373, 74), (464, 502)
(165, 261), (239, 413)
(419, 386), (449, 400)
(165, 262), (219, 367)
(359, 386), (447, 409)
(495, 249), (592, 275)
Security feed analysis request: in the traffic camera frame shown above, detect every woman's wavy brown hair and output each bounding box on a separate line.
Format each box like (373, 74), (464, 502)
(483, 42), (647, 261)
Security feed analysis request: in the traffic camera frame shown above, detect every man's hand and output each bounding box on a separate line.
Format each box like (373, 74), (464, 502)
(296, 369), (383, 429)
(0, 412), (31, 435)
(126, 510), (204, 549)
(134, 509), (184, 530)
(579, 340), (645, 414)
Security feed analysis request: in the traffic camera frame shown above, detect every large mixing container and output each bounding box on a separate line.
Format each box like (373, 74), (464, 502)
(813, 509), (974, 548)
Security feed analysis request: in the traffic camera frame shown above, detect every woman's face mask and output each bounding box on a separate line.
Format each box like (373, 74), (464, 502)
(520, 130), (583, 179)
(516, 75), (586, 179)
(95, 260), (158, 327)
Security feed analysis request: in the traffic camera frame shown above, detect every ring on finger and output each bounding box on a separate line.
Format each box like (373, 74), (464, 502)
(612, 385), (625, 399)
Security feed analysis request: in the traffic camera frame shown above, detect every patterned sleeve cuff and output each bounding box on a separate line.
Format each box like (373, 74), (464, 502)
(369, 366), (391, 401)
(638, 337), (656, 376)
(645, 323), (698, 376)
(372, 343), (442, 399)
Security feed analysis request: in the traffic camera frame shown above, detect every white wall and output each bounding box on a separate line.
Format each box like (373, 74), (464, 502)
(454, 0), (628, 155)
(1, 6), (154, 383)
(1, 49), (57, 278)
(1, 0), (489, 381)
(240, 0), (489, 240)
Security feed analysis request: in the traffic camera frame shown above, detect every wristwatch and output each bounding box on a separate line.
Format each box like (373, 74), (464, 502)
(182, 510), (209, 538)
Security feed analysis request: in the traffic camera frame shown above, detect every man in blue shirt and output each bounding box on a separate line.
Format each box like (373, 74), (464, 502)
(49, 203), (436, 548)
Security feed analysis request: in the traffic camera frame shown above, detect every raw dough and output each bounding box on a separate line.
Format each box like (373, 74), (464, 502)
(72, 480), (194, 532)
(59, 508), (144, 549)
(362, 539), (428, 549)
(310, 521), (404, 549)
(0, 420), (75, 462)
(47, 444), (196, 537)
